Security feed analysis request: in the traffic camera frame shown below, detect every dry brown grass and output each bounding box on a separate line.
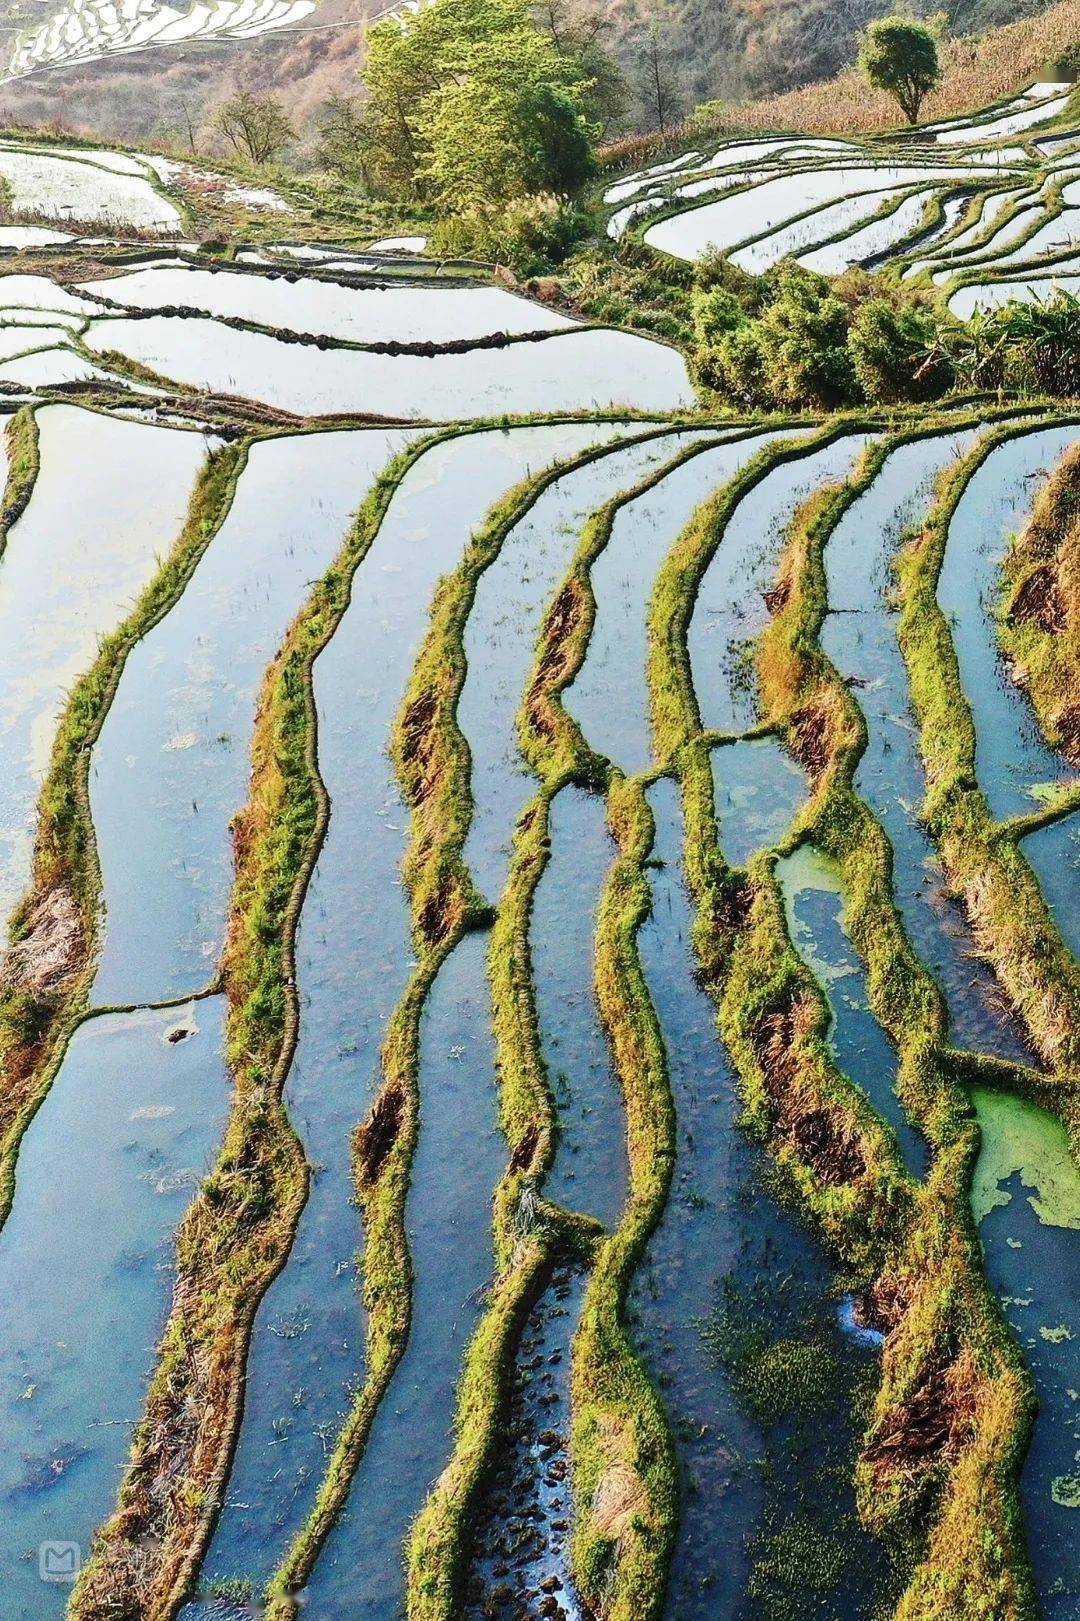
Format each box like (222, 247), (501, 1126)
(721, 0), (1080, 135)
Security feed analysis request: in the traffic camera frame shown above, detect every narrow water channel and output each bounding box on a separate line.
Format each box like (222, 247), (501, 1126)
(465, 1268), (587, 1620)
(689, 433), (875, 734)
(821, 427), (1038, 1064)
(632, 777), (892, 1619)
(531, 785), (624, 1228)
(776, 847), (928, 1176)
(937, 424), (1080, 821)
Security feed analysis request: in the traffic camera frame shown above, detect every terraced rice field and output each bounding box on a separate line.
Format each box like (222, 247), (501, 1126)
(606, 79), (1080, 316)
(2, 98), (1080, 1621)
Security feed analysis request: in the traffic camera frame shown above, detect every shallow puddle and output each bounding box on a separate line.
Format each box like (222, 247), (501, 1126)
(0, 405), (206, 930)
(465, 1268), (586, 1620)
(711, 737), (806, 867)
(0, 998), (228, 1618)
(972, 1088), (1080, 1617)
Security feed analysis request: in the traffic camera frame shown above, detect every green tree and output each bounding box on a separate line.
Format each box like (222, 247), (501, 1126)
(212, 91), (294, 164)
(360, 0), (595, 204)
(416, 28), (594, 214)
(857, 17), (940, 125)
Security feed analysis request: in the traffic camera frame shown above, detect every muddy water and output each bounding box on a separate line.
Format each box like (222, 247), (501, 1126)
(633, 777), (891, 1618)
(85, 315), (695, 419)
(531, 785), (624, 1228)
(777, 846), (927, 1176)
(92, 427), (412, 1008)
(821, 429), (1037, 1063)
(465, 1269), (587, 1621)
(690, 434), (874, 735)
(183, 424), (619, 1608)
(0, 999), (229, 1620)
(461, 430), (708, 904)
(972, 1088), (1080, 1618)
(0, 405), (205, 930)
(567, 431), (795, 774)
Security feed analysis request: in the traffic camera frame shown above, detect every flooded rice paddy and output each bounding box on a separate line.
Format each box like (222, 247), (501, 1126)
(2, 131), (1080, 1621)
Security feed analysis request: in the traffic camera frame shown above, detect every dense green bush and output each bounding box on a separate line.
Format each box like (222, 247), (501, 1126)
(849, 296), (954, 402)
(429, 193), (591, 271)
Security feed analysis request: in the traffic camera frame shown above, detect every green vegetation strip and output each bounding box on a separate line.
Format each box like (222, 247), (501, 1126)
(896, 414), (1080, 1125)
(408, 430), (769, 1619)
(758, 421), (1036, 1619)
(643, 416), (1043, 1619)
(71, 427), (459, 1621)
(0, 434), (245, 1232)
(0, 405), (38, 551)
(998, 435), (1080, 766)
(267, 426), (684, 1616)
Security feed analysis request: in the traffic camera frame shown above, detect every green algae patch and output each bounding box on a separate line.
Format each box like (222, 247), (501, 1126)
(972, 1087), (1080, 1231)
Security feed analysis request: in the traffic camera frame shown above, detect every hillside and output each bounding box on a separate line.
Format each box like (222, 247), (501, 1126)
(0, 0), (371, 142)
(0, 0), (1074, 146)
(721, 0), (1080, 132)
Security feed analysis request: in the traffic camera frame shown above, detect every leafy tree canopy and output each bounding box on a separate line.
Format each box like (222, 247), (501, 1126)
(212, 90), (294, 164)
(857, 16), (941, 124)
(361, 0), (596, 209)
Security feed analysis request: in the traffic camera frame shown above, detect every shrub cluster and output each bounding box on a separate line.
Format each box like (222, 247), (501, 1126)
(693, 260), (955, 408)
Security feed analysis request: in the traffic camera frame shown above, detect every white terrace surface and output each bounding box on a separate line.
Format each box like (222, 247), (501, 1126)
(602, 81), (1080, 313)
(3, 0), (315, 81)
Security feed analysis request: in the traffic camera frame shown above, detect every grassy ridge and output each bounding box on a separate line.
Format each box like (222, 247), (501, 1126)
(896, 416), (1080, 1124)
(571, 771), (679, 1619)
(0, 434), (244, 1231)
(71, 430), (454, 1621)
(0, 406), (39, 549)
(758, 423), (1036, 1617)
(645, 417), (1038, 1617)
(998, 437), (1080, 763)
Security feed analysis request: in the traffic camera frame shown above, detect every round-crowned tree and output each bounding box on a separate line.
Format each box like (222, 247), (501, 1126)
(857, 17), (940, 125)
